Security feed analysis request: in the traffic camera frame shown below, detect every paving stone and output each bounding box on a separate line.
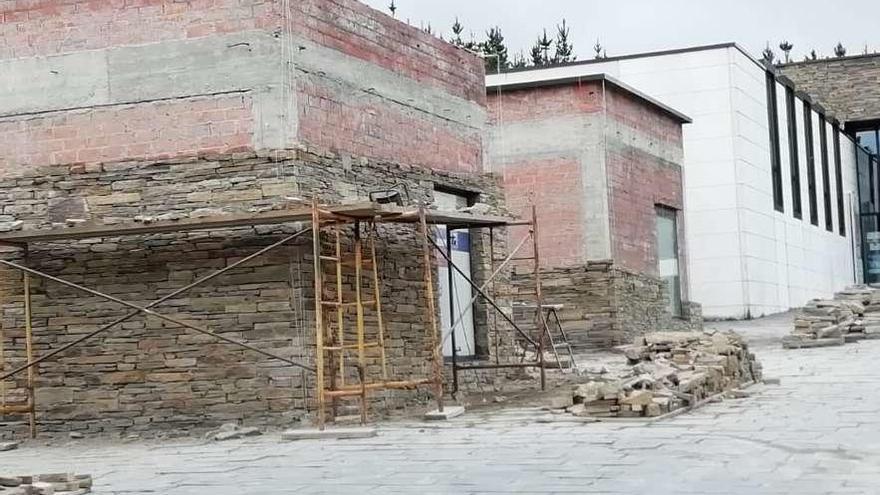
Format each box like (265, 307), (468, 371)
(424, 406), (465, 420)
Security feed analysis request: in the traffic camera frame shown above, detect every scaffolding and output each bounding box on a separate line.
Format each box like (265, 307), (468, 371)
(0, 200), (553, 436)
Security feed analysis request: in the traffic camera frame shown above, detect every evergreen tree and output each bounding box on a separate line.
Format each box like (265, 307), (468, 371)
(530, 40), (545, 66)
(810, 49), (818, 60)
(779, 40), (793, 63)
(511, 51), (527, 69)
(834, 42), (847, 57)
(593, 39), (604, 60)
(482, 26), (510, 73)
(451, 17), (464, 46)
(388, 0), (396, 17)
(761, 43), (775, 65)
(553, 19), (575, 64)
(538, 29), (553, 64)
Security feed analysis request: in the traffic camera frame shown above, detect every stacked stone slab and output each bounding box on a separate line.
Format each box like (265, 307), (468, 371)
(783, 286), (880, 349)
(562, 331), (761, 418)
(0, 473), (91, 494)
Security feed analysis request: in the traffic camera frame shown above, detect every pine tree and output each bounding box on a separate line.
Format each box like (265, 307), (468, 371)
(834, 42), (847, 57)
(593, 39), (604, 60)
(810, 49), (818, 60)
(512, 52), (527, 69)
(451, 17), (464, 47)
(553, 19), (575, 64)
(538, 29), (553, 64)
(388, 0), (396, 17)
(482, 26), (510, 74)
(779, 40), (793, 63)
(530, 40), (545, 66)
(762, 43), (775, 65)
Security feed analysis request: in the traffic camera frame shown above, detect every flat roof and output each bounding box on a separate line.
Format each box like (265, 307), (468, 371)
(486, 72), (692, 124)
(0, 203), (516, 246)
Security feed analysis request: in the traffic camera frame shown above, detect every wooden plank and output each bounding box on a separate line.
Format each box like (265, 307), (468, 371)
(0, 202), (517, 245)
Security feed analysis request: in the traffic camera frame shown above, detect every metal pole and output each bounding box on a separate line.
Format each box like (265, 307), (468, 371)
(419, 208), (444, 413)
(369, 224), (388, 380)
(445, 227), (459, 394)
(489, 227), (499, 365)
(311, 201), (326, 430)
(23, 252), (36, 439)
(0, 228), (312, 381)
(531, 205), (549, 391)
(354, 221), (368, 425)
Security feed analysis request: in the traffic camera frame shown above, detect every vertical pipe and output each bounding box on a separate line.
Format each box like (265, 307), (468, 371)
(23, 259), (36, 438)
(489, 227), (499, 365)
(370, 225), (388, 380)
(354, 221), (367, 425)
(419, 208), (444, 413)
(311, 201), (326, 430)
(531, 205), (548, 391)
(445, 227), (459, 394)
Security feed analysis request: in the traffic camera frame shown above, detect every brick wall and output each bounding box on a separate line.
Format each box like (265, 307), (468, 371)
(0, 149), (510, 436)
(0, 0), (486, 176)
(780, 55), (880, 123)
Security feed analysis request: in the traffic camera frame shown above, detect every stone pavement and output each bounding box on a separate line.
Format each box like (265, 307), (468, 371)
(4, 313), (880, 494)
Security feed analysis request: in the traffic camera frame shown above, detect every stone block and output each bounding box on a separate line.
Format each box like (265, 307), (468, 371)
(281, 427), (378, 441)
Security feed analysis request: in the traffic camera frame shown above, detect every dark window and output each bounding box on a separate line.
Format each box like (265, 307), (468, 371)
(766, 72), (784, 212)
(785, 87), (802, 219)
(819, 115), (833, 232)
(833, 127), (845, 236)
(804, 101), (819, 226)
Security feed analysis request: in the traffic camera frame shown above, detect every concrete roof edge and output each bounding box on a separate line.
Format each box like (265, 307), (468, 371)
(486, 73), (692, 124)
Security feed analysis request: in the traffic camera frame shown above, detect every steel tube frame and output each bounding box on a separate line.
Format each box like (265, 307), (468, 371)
(0, 228), (314, 383)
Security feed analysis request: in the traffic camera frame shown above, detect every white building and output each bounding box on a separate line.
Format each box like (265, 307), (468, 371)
(487, 43), (862, 319)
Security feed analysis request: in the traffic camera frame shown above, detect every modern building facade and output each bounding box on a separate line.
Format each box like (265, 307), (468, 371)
(488, 43), (862, 319)
(486, 74), (702, 347)
(780, 54), (880, 285)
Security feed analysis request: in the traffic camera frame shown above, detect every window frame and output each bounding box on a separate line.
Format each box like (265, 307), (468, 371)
(833, 125), (846, 236)
(819, 114), (833, 232)
(803, 101), (819, 226)
(766, 71), (784, 213)
(785, 86), (802, 219)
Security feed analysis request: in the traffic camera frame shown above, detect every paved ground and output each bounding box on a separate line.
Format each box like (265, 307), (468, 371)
(5, 313), (880, 494)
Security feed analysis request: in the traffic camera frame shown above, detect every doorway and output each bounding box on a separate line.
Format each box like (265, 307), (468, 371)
(434, 190), (476, 358)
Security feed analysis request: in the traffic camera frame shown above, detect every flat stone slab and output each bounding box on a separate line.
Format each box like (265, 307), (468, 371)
(424, 406), (465, 421)
(281, 427), (377, 441)
(782, 337), (845, 349)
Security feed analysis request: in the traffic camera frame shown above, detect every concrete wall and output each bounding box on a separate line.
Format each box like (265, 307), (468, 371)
(488, 44), (860, 318)
(780, 54), (880, 124)
(0, 0), (486, 176)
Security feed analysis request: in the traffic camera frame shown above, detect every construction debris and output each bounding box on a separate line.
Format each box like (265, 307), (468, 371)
(204, 423), (262, 442)
(0, 441), (19, 452)
(0, 473), (92, 494)
(556, 330), (761, 419)
(783, 286), (880, 349)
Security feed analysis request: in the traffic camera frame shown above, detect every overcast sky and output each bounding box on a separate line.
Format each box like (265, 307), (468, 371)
(363, 0), (879, 63)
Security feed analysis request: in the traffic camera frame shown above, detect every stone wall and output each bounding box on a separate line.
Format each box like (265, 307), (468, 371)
(0, 148), (509, 436)
(513, 261), (702, 349)
(780, 55), (880, 123)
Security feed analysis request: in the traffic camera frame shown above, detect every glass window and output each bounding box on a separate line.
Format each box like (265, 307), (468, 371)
(766, 72), (784, 212)
(804, 102), (819, 226)
(656, 206), (681, 317)
(785, 87), (802, 219)
(857, 130), (879, 156)
(833, 128), (845, 236)
(819, 115), (833, 232)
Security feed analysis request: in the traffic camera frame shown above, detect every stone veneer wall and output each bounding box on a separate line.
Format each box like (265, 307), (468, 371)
(779, 55), (880, 123)
(513, 261), (702, 349)
(0, 148), (512, 436)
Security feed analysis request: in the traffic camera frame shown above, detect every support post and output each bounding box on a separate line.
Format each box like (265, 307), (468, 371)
(369, 225), (388, 380)
(445, 227), (459, 394)
(419, 208), (444, 413)
(23, 257), (36, 439)
(311, 201), (326, 430)
(531, 205), (549, 391)
(354, 221), (368, 425)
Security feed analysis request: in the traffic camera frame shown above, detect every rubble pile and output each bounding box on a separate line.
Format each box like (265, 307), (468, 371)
(783, 285), (880, 349)
(0, 473), (92, 495)
(561, 330), (761, 418)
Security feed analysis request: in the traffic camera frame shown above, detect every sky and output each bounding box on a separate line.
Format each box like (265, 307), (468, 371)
(362, 0), (880, 63)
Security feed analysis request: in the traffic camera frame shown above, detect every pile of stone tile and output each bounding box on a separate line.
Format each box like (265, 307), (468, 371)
(783, 285), (880, 349)
(0, 473), (92, 494)
(562, 330), (761, 418)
